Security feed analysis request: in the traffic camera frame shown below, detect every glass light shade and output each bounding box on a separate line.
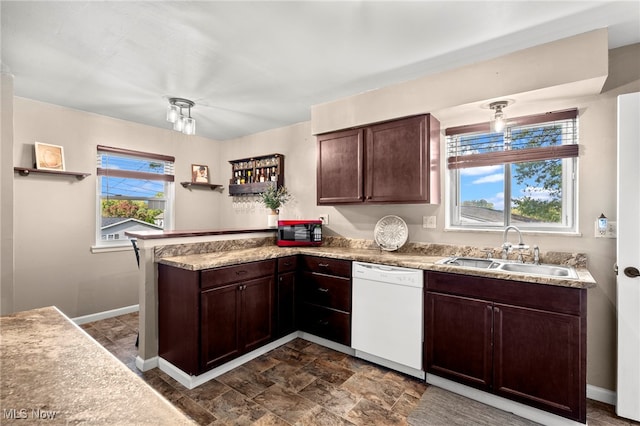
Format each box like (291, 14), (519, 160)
(173, 115), (185, 132)
(166, 104), (179, 123)
(182, 117), (196, 135)
(491, 109), (506, 133)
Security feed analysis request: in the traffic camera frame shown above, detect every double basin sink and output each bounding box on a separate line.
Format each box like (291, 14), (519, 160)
(437, 257), (578, 279)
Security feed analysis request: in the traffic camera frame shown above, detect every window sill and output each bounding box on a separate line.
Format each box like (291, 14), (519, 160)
(90, 244), (134, 254)
(444, 227), (582, 237)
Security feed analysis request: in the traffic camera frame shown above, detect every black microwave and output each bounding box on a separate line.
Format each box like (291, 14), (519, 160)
(277, 220), (322, 247)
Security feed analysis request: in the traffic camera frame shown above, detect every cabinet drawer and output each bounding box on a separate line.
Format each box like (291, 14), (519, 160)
(201, 260), (276, 290)
(299, 303), (351, 346)
(300, 271), (351, 312)
(277, 256), (298, 273)
(300, 256), (351, 278)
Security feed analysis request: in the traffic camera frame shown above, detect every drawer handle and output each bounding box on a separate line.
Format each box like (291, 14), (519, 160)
(317, 288), (329, 293)
(283, 262), (291, 266)
(236, 270), (248, 276)
(318, 263), (330, 268)
(317, 320), (329, 326)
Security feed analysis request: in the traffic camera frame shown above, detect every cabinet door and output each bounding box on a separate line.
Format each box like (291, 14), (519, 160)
(241, 276), (274, 353)
(365, 115), (439, 204)
(277, 271), (296, 337)
(425, 292), (493, 390)
(493, 303), (584, 422)
(201, 284), (241, 371)
(317, 128), (364, 204)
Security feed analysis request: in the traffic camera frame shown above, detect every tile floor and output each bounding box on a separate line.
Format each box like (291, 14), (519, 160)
(81, 312), (639, 426)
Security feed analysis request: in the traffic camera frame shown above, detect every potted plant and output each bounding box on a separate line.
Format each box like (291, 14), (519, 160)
(260, 185), (290, 227)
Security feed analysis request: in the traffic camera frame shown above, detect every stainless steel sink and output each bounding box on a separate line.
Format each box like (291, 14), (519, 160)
(439, 257), (498, 269)
(437, 256), (578, 279)
(498, 262), (578, 278)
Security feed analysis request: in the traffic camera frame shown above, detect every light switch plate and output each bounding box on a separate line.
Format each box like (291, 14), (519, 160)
(594, 220), (617, 238)
(319, 214), (329, 225)
(423, 216), (436, 229)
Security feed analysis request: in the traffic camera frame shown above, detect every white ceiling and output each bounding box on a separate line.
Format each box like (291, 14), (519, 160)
(2, 1), (639, 141)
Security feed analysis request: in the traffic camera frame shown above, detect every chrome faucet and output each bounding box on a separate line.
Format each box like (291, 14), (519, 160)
(502, 225), (528, 261)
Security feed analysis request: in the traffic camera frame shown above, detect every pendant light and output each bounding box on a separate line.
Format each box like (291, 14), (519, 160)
(166, 98), (196, 136)
(489, 101), (509, 133)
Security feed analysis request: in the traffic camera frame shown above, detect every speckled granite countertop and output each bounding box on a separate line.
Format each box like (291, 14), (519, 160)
(0, 306), (194, 425)
(157, 239), (596, 289)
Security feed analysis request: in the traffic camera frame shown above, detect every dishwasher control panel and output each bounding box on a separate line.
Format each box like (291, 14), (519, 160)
(352, 261), (423, 287)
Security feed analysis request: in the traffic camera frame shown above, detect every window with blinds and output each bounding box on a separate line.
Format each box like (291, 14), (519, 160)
(95, 145), (175, 246)
(445, 109), (578, 231)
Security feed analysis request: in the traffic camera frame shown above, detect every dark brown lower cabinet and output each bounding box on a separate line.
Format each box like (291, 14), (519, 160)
(158, 260), (275, 375)
(298, 256), (352, 346)
(276, 256), (298, 337)
(200, 276), (274, 370)
(425, 271), (586, 423)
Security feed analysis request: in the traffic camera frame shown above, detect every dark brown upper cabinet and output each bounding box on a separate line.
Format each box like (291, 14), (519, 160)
(316, 114), (440, 205)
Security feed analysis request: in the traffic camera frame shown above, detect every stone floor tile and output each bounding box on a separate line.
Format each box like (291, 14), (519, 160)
(301, 359), (355, 386)
(284, 338), (313, 352)
(270, 345), (317, 367)
(345, 398), (407, 426)
(207, 389), (269, 425)
(183, 379), (230, 407)
(172, 395), (217, 425)
(340, 373), (405, 410)
(391, 392), (421, 418)
(217, 365), (275, 399)
(295, 405), (356, 426)
(243, 353), (282, 373)
(261, 361), (316, 393)
(383, 370), (428, 399)
(298, 378), (359, 417)
(252, 411), (292, 426)
(253, 384), (319, 424)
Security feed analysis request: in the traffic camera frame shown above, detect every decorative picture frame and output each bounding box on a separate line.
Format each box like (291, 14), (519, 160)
(34, 142), (65, 171)
(191, 164), (209, 183)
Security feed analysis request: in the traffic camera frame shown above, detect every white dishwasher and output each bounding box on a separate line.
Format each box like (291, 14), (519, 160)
(352, 261), (424, 379)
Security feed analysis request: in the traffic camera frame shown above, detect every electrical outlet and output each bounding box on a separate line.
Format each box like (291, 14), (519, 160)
(422, 216), (436, 229)
(594, 220), (617, 238)
(319, 214), (329, 225)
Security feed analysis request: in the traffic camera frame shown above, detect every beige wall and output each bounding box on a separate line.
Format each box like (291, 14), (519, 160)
(7, 97), (224, 317)
(3, 37), (639, 392)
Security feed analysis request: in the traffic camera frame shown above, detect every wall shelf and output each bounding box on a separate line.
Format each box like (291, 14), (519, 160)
(180, 182), (223, 191)
(229, 153), (284, 196)
(14, 167), (90, 180)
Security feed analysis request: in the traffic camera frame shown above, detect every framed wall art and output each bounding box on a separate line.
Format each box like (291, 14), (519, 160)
(191, 164), (209, 183)
(34, 142), (65, 171)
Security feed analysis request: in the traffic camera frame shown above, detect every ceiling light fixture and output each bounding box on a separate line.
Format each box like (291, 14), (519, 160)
(489, 101), (509, 133)
(166, 97), (196, 136)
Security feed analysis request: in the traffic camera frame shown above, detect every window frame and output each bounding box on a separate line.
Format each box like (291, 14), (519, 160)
(445, 109), (579, 233)
(94, 145), (175, 249)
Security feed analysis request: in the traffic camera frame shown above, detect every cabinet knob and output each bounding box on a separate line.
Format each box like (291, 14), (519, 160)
(318, 263), (329, 268)
(317, 288), (329, 293)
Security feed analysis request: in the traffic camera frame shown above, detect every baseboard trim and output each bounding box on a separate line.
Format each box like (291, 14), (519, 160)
(159, 333), (299, 389)
(136, 355), (158, 372)
(299, 332), (355, 356)
(586, 384), (616, 405)
(426, 374), (583, 426)
(71, 304), (139, 325)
